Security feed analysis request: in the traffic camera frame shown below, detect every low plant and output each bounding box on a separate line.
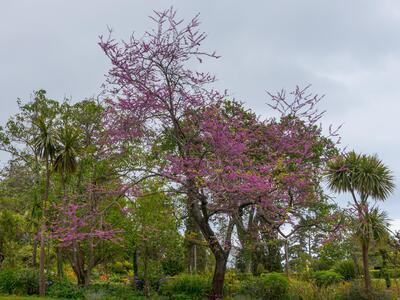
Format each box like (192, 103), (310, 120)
(47, 280), (84, 299)
(332, 260), (357, 281)
(288, 280), (337, 300)
(159, 274), (210, 300)
(261, 272), (289, 300)
(338, 280), (395, 300)
(238, 272), (289, 300)
(85, 282), (149, 300)
(0, 268), (39, 295)
(311, 270), (343, 287)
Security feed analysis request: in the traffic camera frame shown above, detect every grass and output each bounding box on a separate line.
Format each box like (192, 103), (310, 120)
(0, 296), (59, 300)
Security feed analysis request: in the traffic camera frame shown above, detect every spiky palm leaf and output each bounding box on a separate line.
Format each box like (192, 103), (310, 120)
(32, 116), (57, 161)
(53, 126), (79, 174)
(355, 208), (390, 245)
(326, 151), (395, 201)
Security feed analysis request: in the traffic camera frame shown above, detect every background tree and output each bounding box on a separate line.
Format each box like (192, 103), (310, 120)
(326, 151), (395, 294)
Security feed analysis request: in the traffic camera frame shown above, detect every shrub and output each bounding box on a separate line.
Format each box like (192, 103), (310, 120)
(311, 270), (343, 287)
(109, 261), (133, 275)
(238, 276), (266, 299)
(332, 260), (357, 281)
(162, 258), (184, 276)
(371, 268), (400, 279)
(84, 283), (144, 300)
(339, 280), (395, 300)
(238, 272), (289, 300)
(159, 274), (210, 299)
(47, 281), (84, 299)
(0, 268), (39, 295)
(223, 270), (241, 297)
(0, 269), (16, 294)
(13, 268), (39, 295)
(288, 280), (337, 300)
(261, 272), (289, 300)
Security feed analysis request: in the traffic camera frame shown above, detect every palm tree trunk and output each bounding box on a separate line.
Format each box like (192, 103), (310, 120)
(57, 246), (63, 280)
(39, 159), (50, 296)
(39, 225), (46, 296)
(285, 240), (289, 277)
(32, 238), (38, 267)
(361, 241), (371, 294)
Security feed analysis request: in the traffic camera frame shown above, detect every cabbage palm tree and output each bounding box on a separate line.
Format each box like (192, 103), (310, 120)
(326, 151), (394, 294)
(53, 125), (80, 279)
(32, 116), (57, 297)
(54, 125), (79, 195)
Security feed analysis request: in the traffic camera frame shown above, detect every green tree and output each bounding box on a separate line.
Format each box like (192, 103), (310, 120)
(124, 181), (183, 296)
(326, 151), (395, 294)
(32, 114), (57, 296)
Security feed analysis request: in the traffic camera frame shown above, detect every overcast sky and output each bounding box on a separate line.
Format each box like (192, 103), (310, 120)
(1, 1), (400, 224)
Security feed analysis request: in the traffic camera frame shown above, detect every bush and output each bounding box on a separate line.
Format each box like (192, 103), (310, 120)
(339, 280), (395, 300)
(14, 268), (39, 295)
(162, 258), (184, 276)
(85, 283), (142, 300)
(261, 272), (289, 300)
(223, 270), (241, 297)
(332, 260), (357, 281)
(311, 270), (343, 287)
(238, 272), (289, 300)
(109, 261), (133, 275)
(47, 281), (84, 299)
(371, 268), (400, 279)
(288, 280), (337, 300)
(238, 276), (266, 299)
(0, 269), (16, 294)
(0, 268), (39, 295)
(159, 274), (210, 299)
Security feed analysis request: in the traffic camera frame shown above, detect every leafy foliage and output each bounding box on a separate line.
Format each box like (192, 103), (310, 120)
(310, 270), (343, 287)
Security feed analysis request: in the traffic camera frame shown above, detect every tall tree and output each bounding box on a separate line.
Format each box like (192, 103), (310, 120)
(53, 123), (80, 279)
(32, 114), (57, 296)
(100, 9), (337, 298)
(326, 151), (395, 294)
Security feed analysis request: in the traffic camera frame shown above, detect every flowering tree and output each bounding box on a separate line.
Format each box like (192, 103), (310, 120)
(228, 87), (340, 275)
(99, 9), (338, 299)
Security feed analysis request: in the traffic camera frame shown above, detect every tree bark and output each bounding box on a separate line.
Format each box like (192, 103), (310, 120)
(57, 246), (63, 280)
(361, 241), (371, 294)
(133, 248), (138, 276)
(188, 188), (231, 299)
(211, 253), (228, 300)
(185, 203), (207, 273)
(285, 240), (289, 277)
(39, 224), (46, 296)
(143, 247), (150, 298)
(39, 159), (50, 296)
(32, 238), (38, 268)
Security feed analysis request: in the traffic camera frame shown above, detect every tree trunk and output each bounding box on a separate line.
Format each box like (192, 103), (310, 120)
(187, 181), (233, 300)
(380, 249), (391, 288)
(133, 248), (138, 276)
(39, 159), (50, 297)
(143, 248), (150, 298)
(76, 272), (85, 286)
(185, 203), (207, 273)
(352, 253), (360, 276)
(361, 241), (371, 294)
(210, 253), (228, 300)
(71, 245), (86, 286)
(32, 238), (38, 268)
(39, 224), (46, 296)
(285, 240), (289, 277)
(57, 246), (63, 280)
(84, 271), (91, 287)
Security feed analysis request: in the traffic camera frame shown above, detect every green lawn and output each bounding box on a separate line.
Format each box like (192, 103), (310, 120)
(0, 296), (59, 300)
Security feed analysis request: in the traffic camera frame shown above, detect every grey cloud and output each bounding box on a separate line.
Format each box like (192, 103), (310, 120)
(1, 0), (400, 217)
